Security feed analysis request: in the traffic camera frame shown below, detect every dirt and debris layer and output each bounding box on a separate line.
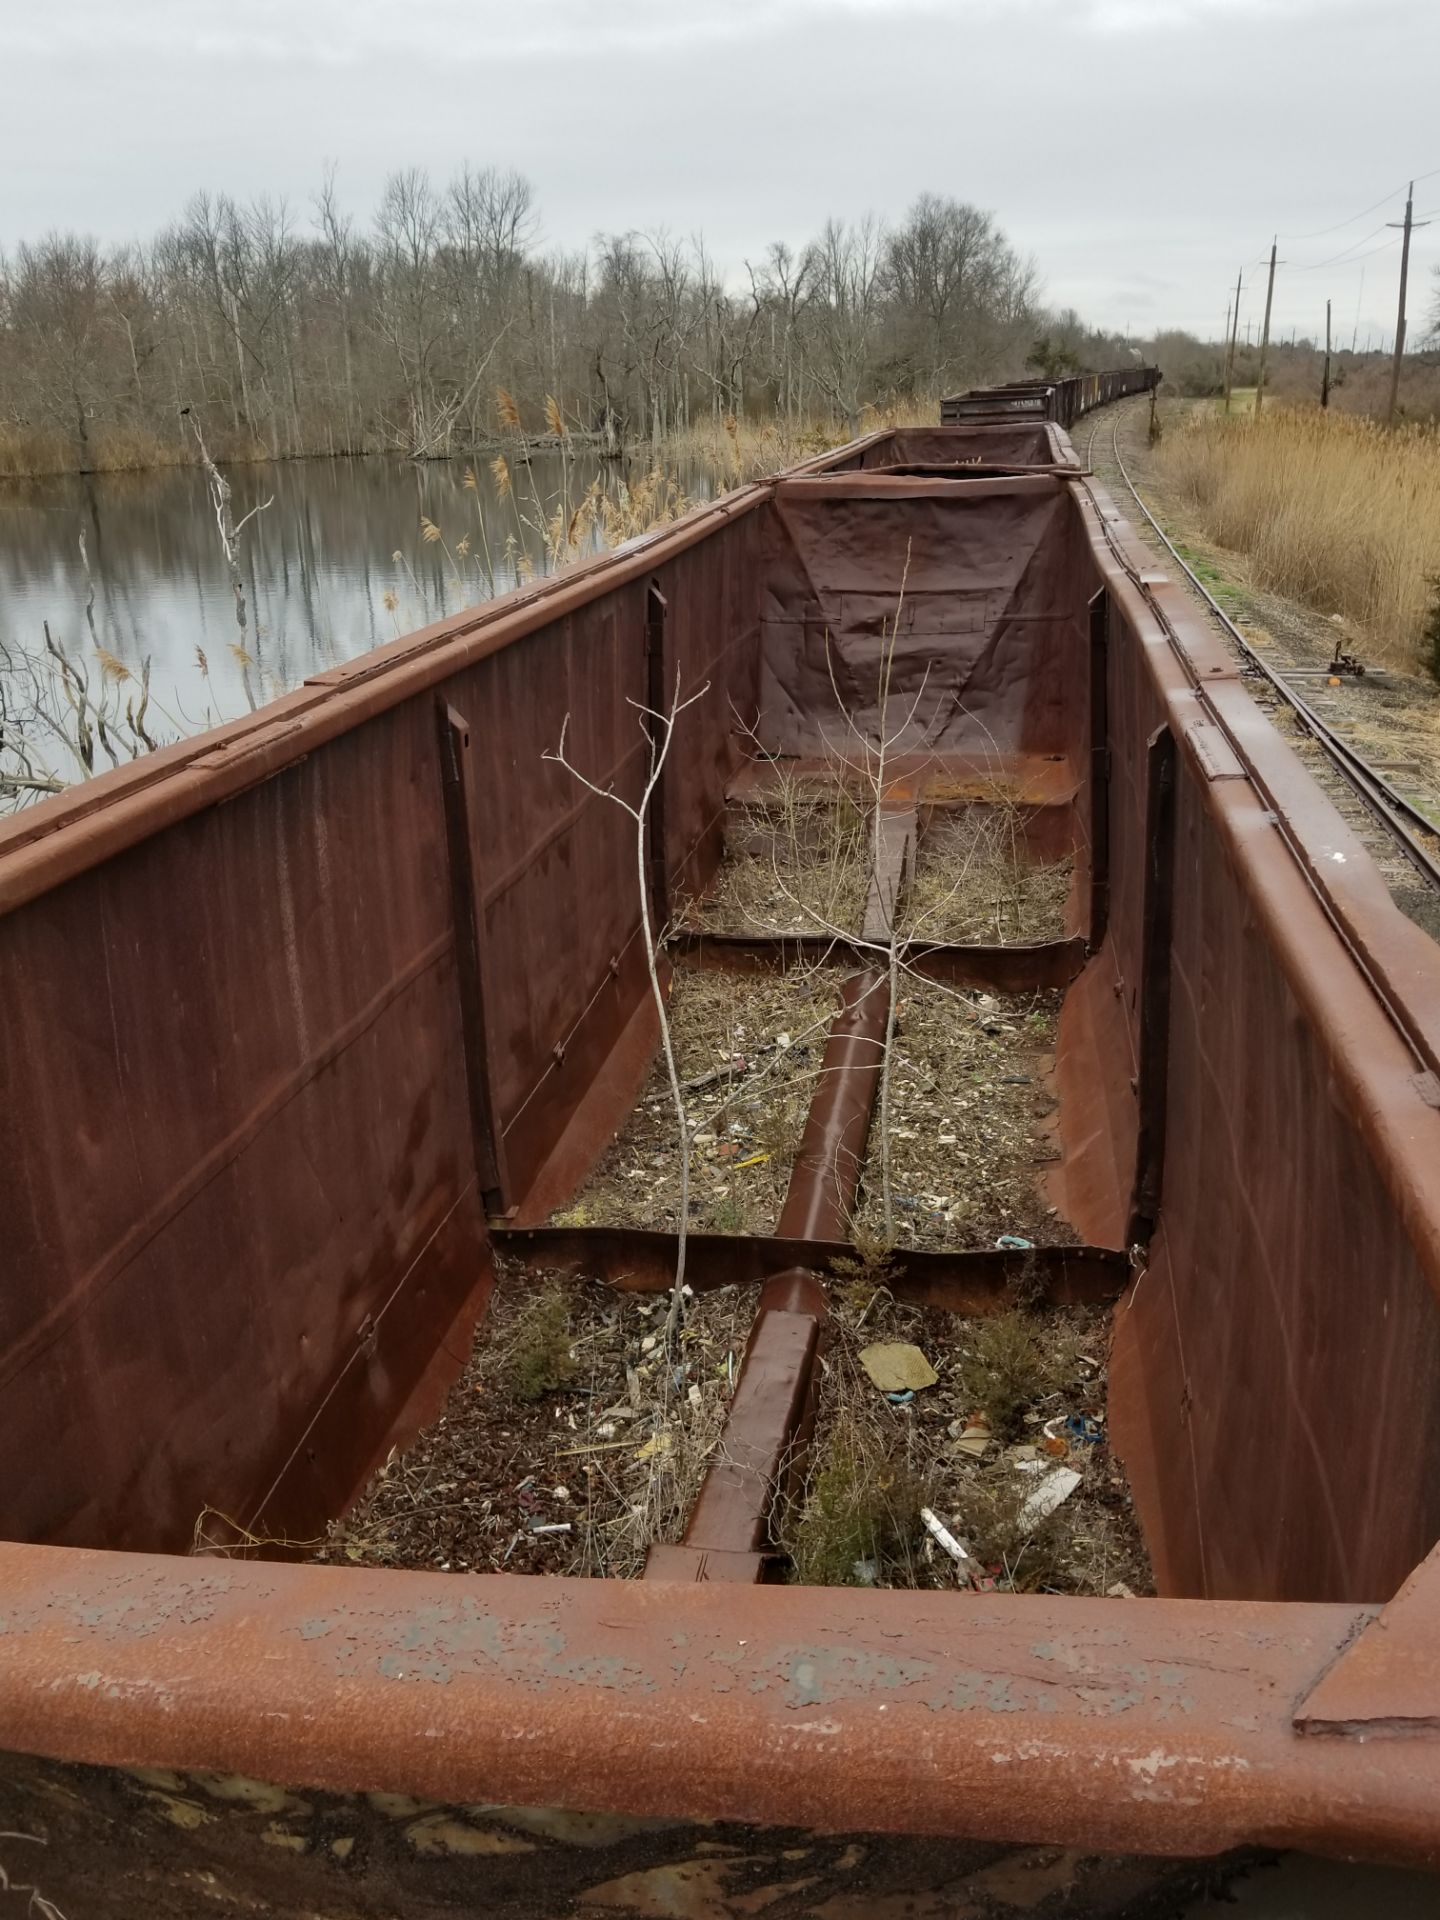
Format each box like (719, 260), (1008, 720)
(907, 812), (1073, 945)
(557, 966), (845, 1235)
(686, 796), (1074, 947)
(781, 1282), (1152, 1598)
(314, 1263), (756, 1580)
(853, 981), (1069, 1252)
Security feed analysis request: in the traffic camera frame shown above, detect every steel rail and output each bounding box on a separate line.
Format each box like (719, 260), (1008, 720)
(1091, 404), (1440, 894)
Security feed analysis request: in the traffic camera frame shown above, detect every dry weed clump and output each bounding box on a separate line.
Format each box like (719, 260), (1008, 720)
(959, 1308), (1078, 1441)
(503, 1277), (576, 1402)
(782, 1387), (929, 1589)
(785, 1290), (1150, 1598)
(1157, 407), (1440, 673)
(907, 807), (1073, 945)
(686, 779), (872, 936)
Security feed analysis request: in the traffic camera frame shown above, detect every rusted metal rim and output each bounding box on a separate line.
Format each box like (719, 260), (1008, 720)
(2, 1544), (1437, 1867)
(773, 474), (1064, 502)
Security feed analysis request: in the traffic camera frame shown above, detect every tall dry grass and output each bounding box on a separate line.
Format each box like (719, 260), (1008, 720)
(665, 399), (935, 489)
(1158, 407), (1440, 673)
(0, 421), (271, 479)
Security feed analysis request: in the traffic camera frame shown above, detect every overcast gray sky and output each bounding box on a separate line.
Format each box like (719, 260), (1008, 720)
(3, 0), (1436, 348)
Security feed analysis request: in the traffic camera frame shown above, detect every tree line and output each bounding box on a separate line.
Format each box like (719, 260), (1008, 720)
(0, 168), (1135, 473)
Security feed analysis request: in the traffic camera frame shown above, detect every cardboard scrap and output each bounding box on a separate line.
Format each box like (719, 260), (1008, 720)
(859, 1342), (938, 1393)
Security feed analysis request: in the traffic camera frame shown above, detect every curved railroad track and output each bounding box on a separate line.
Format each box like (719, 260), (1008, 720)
(1083, 401), (1440, 899)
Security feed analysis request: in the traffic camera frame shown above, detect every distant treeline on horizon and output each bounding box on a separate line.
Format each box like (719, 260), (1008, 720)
(0, 168), (1155, 475)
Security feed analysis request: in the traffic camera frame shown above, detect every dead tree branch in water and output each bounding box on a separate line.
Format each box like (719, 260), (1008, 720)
(185, 408), (270, 709)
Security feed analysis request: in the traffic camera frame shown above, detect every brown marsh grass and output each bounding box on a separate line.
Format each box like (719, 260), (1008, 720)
(1158, 406), (1440, 673)
(666, 398), (935, 487)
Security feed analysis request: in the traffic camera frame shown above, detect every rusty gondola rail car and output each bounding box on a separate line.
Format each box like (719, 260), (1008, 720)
(3, 365), (1440, 1914)
(940, 363), (1160, 429)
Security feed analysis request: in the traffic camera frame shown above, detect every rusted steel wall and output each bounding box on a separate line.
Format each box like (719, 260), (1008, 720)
(1058, 476), (1440, 1606)
(0, 700), (487, 1554)
(444, 510), (763, 1211)
(0, 498), (765, 1555)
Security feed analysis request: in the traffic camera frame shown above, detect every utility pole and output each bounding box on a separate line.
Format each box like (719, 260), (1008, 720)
(1222, 268), (1243, 413)
(1321, 299), (1332, 409)
(1255, 237), (1279, 415)
(1387, 182), (1431, 423)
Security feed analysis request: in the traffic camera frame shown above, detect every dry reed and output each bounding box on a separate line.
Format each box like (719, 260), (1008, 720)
(665, 398), (935, 487)
(1158, 407), (1440, 673)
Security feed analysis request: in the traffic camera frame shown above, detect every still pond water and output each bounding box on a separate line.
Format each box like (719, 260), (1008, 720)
(0, 451), (710, 729)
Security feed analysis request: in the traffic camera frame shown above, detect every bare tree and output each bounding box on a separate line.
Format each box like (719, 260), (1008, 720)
(750, 240), (816, 422)
(805, 216), (886, 434)
(546, 672), (711, 1345)
(9, 234), (108, 462)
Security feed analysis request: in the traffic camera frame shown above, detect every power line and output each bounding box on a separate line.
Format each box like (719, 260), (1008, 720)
(1291, 234), (1404, 274)
(1277, 163), (1440, 241)
(1290, 223), (1392, 272)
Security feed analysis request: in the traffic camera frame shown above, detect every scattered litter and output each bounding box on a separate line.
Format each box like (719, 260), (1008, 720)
(735, 1152), (771, 1169)
(635, 1432), (672, 1462)
(531, 1522), (572, 1537)
(1107, 1581), (1137, 1600)
(859, 1342), (938, 1393)
(953, 1416), (992, 1459)
(920, 1508), (980, 1587)
(996, 1234), (1034, 1251)
(886, 1389), (915, 1406)
(1018, 1465), (1082, 1533)
(851, 1558), (879, 1586)
(687, 1384), (703, 1410)
(1064, 1414), (1104, 1446)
